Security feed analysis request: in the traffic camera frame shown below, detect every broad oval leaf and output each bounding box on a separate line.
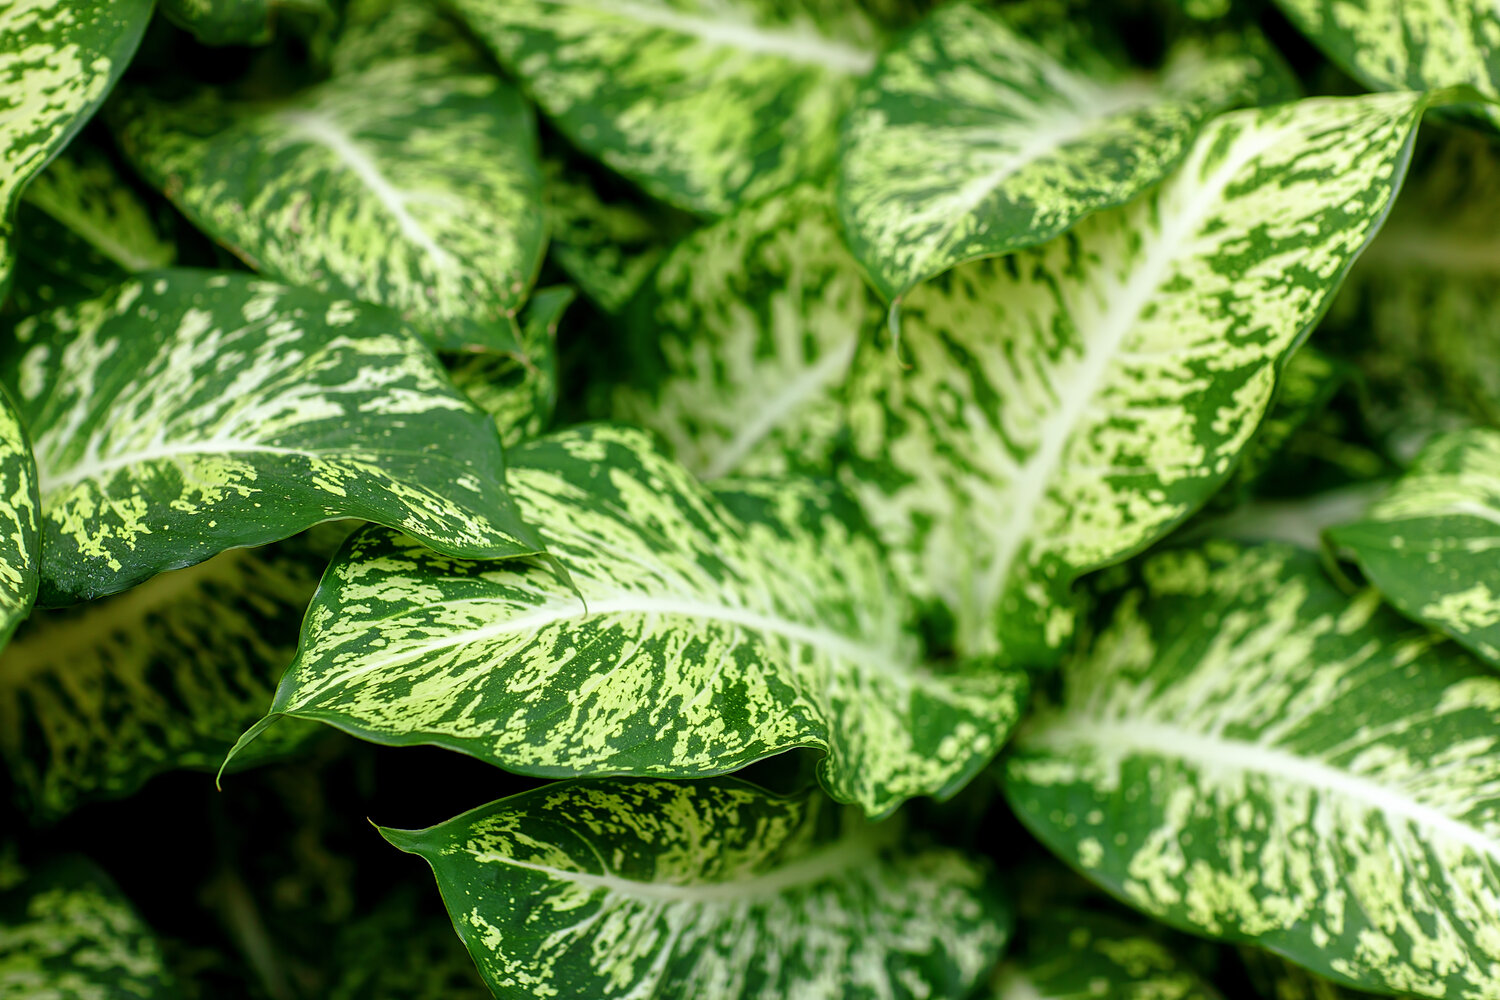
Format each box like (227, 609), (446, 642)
(0, 386), (39, 650)
(844, 92), (1428, 661)
(0, 857), (179, 998)
(613, 186), (878, 480)
(1327, 429), (1500, 669)
(112, 38), (545, 353)
(2, 270), (544, 605)
(0, 0), (153, 293)
(1003, 540), (1500, 998)
(838, 3), (1291, 307)
(238, 424), (1027, 817)
(449, 0), (883, 217)
(380, 777), (1011, 1000)
(160, 0), (272, 46)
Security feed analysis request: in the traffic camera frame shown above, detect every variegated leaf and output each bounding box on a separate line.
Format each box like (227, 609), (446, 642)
(1003, 540), (1500, 998)
(613, 186), (877, 479)
(381, 777), (1010, 1000)
(160, 0), (271, 46)
(0, 0), (152, 295)
(21, 142), (175, 275)
(234, 424), (1027, 817)
(844, 92), (1428, 661)
(0, 385), (39, 651)
(112, 22), (545, 353)
(449, 0), (884, 217)
(1242, 949), (1380, 1000)
(449, 286), (575, 450)
(987, 909), (1222, 1000)
(838, 3), (1291, 307)
(1327, 429), (1500, 670)
(2, 270), (544, 605)
(1273, 0), (1500, 131)
(0, 857), (179, 998)
(0, 530), (340, 821)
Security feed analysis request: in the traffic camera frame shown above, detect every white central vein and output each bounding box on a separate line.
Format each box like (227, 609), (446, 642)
(40, 440), (312, 495)
(279, 109), (455, 269)
(1030, 717), (1500, 861)
(544, 0), (876, 73)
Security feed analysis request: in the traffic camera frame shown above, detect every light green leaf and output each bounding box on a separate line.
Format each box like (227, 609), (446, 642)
(449, 0), (884, 217)
(0, 857), (180, 998)
(2, 270), (544, 605)
(844, 91), (1428, 661)
(1272, 0), (1500, 131)
(112, 32), (545, 353)
(236, 424), (1027, 817)
(0, 0), (153, 295)
(381, 777), (1011, 1000)
(987, 909), (1222, 1000)
(0, 530), (339, 821)
(1327, 429), (1500, 669)
(1003, 540), (1500, 999)
(160, 0), (272, 46)
(21, 142), (176, 275)
(613, 186), (877, 480)
(838, 3), (1291, 307)
(0, 385), (39, 651)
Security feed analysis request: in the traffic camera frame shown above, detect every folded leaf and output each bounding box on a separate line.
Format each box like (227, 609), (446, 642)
(160, 0), (272, 46)
(1328, 429), (1500, 669)
(0, 386), (38, 651)
(237, 424), (1026, 817)
(839, 3), (1290, 307)
(381, 777), (1010, 1000)
(0, 857), (179, 998)
(450, 0), (883, 217)
(3, 271), (544, 605)
(112, 35), (545, 353)
(844, 92), (1428, 661)
(614, 186), (877, 479)
(0, 0), (152, 294)
(1004, 540), (1500, 999)
(449, 286), (575, 450)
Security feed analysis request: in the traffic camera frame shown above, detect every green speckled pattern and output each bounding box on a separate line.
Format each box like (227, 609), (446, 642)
(246, 424), (1027, 817)
(843, 92), (1426, 662)
(1005, 540), (1500, 998)
(382, 777), (1010, 999)
(2, 270), (544, 605)
(0, 385), (39, 652)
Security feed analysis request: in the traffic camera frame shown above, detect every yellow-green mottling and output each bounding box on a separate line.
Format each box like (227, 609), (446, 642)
(0, 0), (153, 296)
(839, 2), (1292, 308)
(0, 385), (39, 652)
(1328, 429), (1500, 670)
(112, 16), (545, 353)
(1004, 540), (1500, 998)
(449, 0), (884, 217)
(1274, 0), (1500, 131)
(240, 424), (1028, 818)
(613, 186), (879, 480)
(2, 270), (545, 605)
(160, 0), (272, 46)
(449, 286), (575, 450)
(0, 858), (179, 999)
(844, 92), (1427, 662)
(381, 778), (1011, 1000)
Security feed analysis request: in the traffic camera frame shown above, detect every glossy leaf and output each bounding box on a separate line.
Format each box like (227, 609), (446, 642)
(613, 186), (877, 479)
(2, 271), (544, 605)
(839, 3), (1291, 307)
(0, 857), (179, 998)
(844, 92), (1427, 661)
(450, 0), (884, 217)
(0, 385), (39, 651)
(112, 29), (545, 353)
(381, 777), (1010, 1000)
(237, 424), (1027, 817)
(1327, 429), (1500, 669)
(0, 0), (153, 294)
(160, 0), (272, 46)
(1004, 540), (1500, 998)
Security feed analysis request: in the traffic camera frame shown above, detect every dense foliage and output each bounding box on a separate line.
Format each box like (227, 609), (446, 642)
(4, 0), (1500, 997)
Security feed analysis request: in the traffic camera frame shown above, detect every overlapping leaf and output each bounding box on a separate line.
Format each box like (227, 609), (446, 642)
(844, 92), (1428, 661)
(839, 3), (1291, 308)
(235, 424), (1027, 817)
(1327, 429), (1500, 669)
(614, 186), (877, 479)
(381, 777), (1010, 1000)
(0, 0), (153, 294)
(1242, 950), (1378, 1000)
(0, 857), (179, 998)
(0, 386), (39, 651)
(22, 143), (175, 276)
(450, 0), (884, 217)
(449, 286), (575, 450)
(2, 271), (544, 604)
(1004, 540), (1500, 998)
(112, 13), (545, 353)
